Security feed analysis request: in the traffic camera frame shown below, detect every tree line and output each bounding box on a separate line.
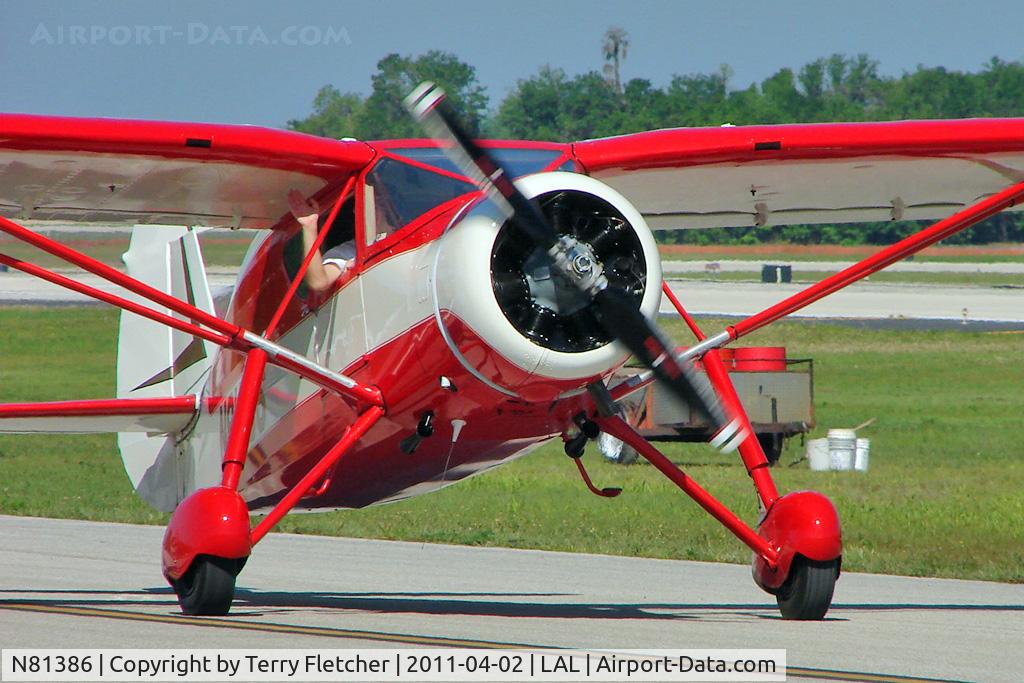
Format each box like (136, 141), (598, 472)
(288, 48), (1024, 245)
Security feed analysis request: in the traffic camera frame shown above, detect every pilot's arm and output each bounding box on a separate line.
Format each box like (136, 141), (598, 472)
(288, 189), (349, 292)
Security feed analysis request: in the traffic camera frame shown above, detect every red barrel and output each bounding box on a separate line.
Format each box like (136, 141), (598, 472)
(732, 346), (786, 372)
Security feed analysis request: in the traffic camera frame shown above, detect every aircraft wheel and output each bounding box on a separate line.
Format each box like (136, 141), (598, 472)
(173, 555), (237, 616)
(775, 557), (839, 620)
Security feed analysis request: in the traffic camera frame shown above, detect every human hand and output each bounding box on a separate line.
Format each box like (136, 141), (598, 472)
(287, 189), (319, 229)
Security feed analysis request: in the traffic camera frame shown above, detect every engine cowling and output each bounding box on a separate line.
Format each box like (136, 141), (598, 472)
(431, 172), (662, 401)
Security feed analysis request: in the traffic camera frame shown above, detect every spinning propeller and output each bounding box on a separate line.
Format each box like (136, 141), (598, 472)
(404, 82), (747, 453)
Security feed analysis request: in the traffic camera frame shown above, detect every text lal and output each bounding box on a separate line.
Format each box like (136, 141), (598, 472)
(539, 656), (584, 673)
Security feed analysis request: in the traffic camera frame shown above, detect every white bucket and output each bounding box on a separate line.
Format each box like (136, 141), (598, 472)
(827, 429), (857, 471)
(855, 438), (870, 472)
(806, 438), (830, 470)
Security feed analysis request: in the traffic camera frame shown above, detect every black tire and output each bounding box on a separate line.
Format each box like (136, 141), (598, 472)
(776, 557), (839, 620)
(173, 555), (237, 616)
(757, 433), (784, 466)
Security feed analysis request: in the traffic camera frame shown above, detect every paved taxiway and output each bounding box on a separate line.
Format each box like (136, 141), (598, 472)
(1, 516), (1020, 682)
(2, 267), (1020, 326)
(0, 270), (237, 305)
(659, 279), (1023, 323)
(662, 260), (1024, 274)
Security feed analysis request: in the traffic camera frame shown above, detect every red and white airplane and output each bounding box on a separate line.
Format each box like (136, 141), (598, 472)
(2, 82), (1022, 620)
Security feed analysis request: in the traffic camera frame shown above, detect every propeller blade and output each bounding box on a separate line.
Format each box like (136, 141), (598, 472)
(593, 287), (747, 452)
(405, 82), (553, 249)
(404, 82), (747, 453)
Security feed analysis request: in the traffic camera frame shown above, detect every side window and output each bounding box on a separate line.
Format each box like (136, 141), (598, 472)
(320, 195), (356, 253)
(361, 157), (476, 246)
(284, 194), (356, 297)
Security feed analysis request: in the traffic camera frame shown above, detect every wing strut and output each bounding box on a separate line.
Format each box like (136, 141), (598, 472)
(0, 214), (383, 409)
(612, 281), (780, 508)
(249, 405), (385, 545)
(625, 179), (1024, 383)
(729, 179), (1024, 340)
(0, 396), (198, 433)
(595, 413), (778, 565)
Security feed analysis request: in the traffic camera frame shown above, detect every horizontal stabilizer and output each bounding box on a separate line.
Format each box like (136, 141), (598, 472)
(0, 396), (197, 434)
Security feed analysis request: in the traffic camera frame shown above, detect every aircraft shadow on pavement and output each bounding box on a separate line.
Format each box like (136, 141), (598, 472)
(0, 587), (179, 608)
(0, 587), (766, 620)
(232, 588), (707, 620)
(1, 588), (1021, 622)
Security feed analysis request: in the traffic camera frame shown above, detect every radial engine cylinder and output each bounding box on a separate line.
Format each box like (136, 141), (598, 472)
(431, 171), (663, 400)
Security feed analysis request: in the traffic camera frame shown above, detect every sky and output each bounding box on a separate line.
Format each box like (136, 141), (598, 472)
(2, 0), (1024, 128)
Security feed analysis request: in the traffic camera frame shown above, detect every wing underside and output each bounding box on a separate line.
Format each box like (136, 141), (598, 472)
(0, 113), (375, 228)
(0, 150), (328, 228)
(573, 119), (1024, 229)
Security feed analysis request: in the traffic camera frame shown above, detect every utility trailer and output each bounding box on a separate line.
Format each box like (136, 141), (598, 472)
(602, 347), (814, 465)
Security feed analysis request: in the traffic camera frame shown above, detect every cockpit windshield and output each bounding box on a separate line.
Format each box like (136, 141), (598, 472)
(365, 157), (476, 237)
(390, 147), (565, 179)
(360, 146), (571, 247)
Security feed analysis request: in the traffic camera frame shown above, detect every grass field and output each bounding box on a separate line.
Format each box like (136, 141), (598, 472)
(0, 307), (1021, 582)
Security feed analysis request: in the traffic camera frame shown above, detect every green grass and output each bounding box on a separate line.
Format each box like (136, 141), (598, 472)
(0, 308), (166, 524)
(0, 308), (1022, 581)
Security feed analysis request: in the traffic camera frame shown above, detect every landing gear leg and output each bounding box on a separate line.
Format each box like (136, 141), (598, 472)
(595, 414), (842, 621)
(639, 285), (840, 619)
(164, 348), (268, 616)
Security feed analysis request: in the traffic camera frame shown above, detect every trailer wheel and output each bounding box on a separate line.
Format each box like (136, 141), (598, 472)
(757, 433), (784, 466)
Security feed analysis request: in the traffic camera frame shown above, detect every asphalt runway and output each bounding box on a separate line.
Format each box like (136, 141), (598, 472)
(2, 269), (1022, 332)
(660, 280), (1023, 324)
(0, 270), (237, 305)
(662, 260), (1024, 274)
(1, 516), (1020, 682)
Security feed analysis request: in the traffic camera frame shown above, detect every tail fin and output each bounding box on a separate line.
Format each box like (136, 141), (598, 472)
(117, 226), (217, 511)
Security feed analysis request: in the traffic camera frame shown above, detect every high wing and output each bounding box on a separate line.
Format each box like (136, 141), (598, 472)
(0, 114), (375, 228)
(573, 118), (1024, 229)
